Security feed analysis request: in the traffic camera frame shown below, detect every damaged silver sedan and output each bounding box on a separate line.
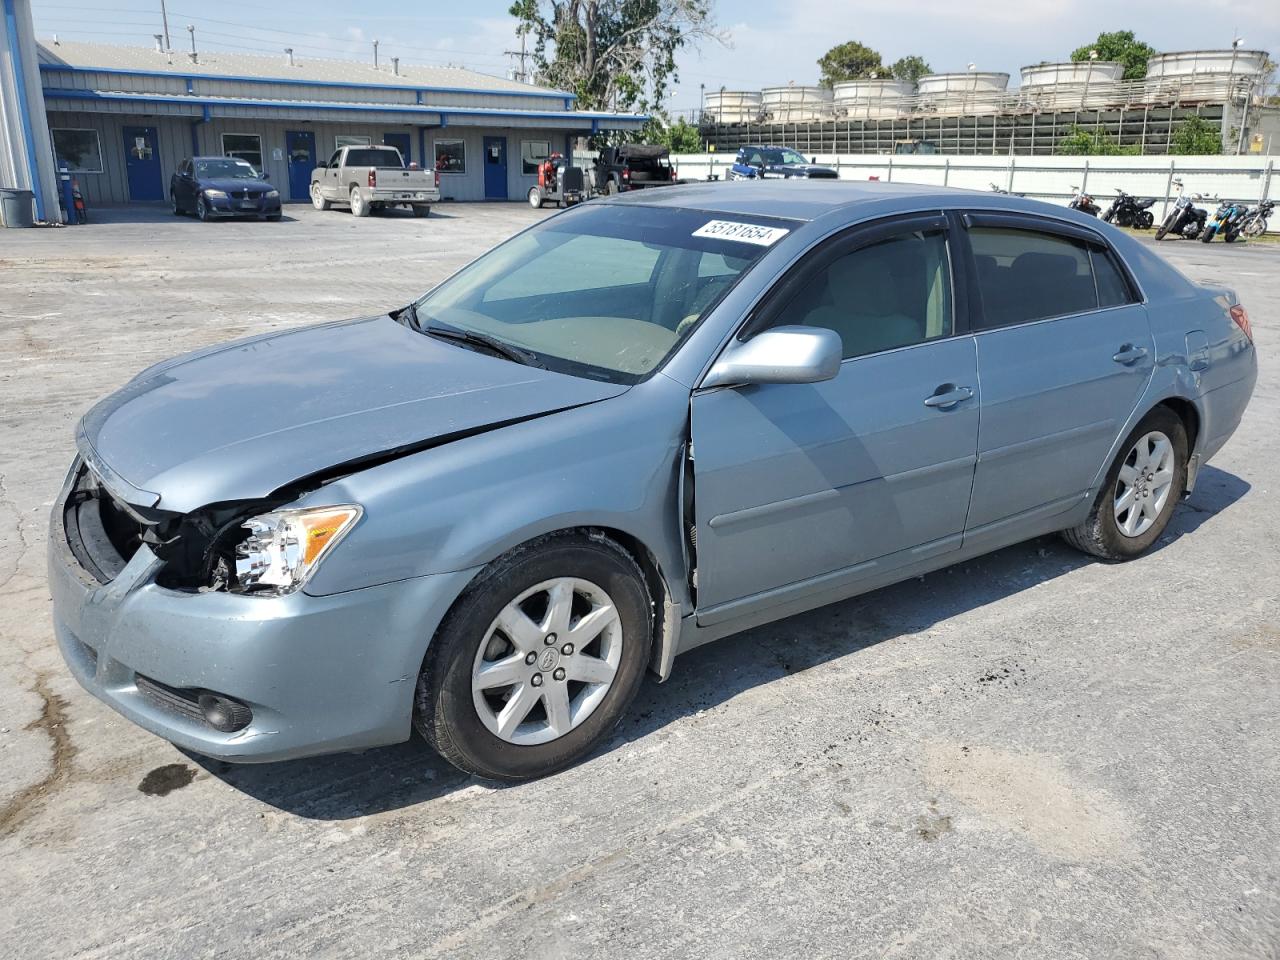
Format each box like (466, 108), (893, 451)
(50, 183), (1255, 780)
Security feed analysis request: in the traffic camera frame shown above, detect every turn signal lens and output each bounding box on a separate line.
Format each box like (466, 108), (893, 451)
(234, 505), (362, 595)
(1230, 304), (1253, 343)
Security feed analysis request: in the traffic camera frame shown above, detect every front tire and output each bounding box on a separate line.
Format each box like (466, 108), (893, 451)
(1062, 408), (1187, 561)
(415, 532), (652, 781)
(196, 196), (211, 222)
(1154, 215), (1173, 240)
(528, 186), (544, 208)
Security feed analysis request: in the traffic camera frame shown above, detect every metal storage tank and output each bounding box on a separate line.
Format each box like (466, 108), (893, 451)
(1145, 49), (1271, 102)
(1018, 61), (1124, 110)
(761, 85), (833, 122)
(915, 72), (1009, 115)
(832, 79), (914, 120)
(702, 90), (763, 124)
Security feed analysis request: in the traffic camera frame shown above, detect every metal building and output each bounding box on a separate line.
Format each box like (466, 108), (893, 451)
(1, 0), (58, 222)
(27, 38), (645, 210)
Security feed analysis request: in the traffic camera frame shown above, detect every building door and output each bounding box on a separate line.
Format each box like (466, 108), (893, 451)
(483, 136), (507, 199)
(285, 130), (316, 202)
(122, 126), (163, 202)
(382, 132), (411, 165)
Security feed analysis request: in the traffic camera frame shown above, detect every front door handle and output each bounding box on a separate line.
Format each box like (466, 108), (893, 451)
(923, 384), (974, 409)
(1113, 344), (1149, 365)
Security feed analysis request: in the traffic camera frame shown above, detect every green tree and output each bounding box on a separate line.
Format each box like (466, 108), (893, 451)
(889, 55), (931, 84)
(1070, 30), (1155, 81)
(817, 40), (883, 87)
(1170, 115), (1222, 155)
(1056, 125), (1138, 156)
(508, 0), (722, 112)
(644, 116), (702, 153)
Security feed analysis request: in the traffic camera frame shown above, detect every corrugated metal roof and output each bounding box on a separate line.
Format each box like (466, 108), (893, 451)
(37, 39), (571, 98)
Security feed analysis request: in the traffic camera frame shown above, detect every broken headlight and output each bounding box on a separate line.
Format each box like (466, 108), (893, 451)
(233, 505), (361, 596)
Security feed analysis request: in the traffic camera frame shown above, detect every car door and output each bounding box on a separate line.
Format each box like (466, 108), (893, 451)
(958, 212), (1155, 531)
(321, 150), (342, 198)
(690, 213), (980, 623)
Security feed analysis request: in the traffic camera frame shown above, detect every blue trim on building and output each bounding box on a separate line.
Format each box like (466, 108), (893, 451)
(37, 61), (577, 102)
(4, 0), (49, 220)
(42, 87), (648, 126)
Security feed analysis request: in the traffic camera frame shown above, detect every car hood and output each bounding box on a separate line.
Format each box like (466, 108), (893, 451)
(78, 316), (629, 513)
(200, 178), (270, 192)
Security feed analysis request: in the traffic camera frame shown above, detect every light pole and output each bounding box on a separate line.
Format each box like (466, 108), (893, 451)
(1081, 49), (1097, 110)
(1228, 36), (1248, 154)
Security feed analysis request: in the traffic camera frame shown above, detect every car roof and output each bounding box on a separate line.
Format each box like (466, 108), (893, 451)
(191, 156), (252, 162)
(601, 180), (985, 222)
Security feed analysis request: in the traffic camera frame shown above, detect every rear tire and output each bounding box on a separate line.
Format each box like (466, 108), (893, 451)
(170, 192), (183, 216)
(412, 204), (430, 218)
(1062, 408), (1187, 561)
(1242, 219), (1265, 239)
(350, 187), (370, 217)
(414, 532), (652, 782)
(1135, 211), (1154, 229)
(310, 183), (330, 211)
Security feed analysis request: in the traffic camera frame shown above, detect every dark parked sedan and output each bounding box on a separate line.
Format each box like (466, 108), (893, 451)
(170, 156), (282, 222)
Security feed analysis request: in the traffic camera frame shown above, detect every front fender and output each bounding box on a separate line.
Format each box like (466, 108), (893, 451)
(298, 376), (692, 612)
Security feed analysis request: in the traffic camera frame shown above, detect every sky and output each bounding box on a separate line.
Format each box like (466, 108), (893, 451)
(30, 0), (1280, 113)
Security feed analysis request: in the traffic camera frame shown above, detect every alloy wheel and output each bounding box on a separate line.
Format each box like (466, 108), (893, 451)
(1114, 430), (1176, 538)
(471, 577), (622, 746)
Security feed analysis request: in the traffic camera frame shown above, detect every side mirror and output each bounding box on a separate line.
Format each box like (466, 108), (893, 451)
(702, 326), (842, 389)
(811, 156), (817, 164)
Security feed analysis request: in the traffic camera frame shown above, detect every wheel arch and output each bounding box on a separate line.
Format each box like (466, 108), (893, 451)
(1155, 396), (1201, 454)
(422, 525), (683, 686)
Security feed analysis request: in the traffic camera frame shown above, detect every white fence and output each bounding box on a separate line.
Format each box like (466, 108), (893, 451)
(667, 153), (1279, 231)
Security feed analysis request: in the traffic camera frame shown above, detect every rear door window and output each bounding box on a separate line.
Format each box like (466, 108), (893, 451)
(968, 227), (1099, 328)
(1091, 248), (1137, 308)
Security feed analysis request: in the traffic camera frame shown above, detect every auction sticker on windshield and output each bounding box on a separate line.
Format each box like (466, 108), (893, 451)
(692, 220), (790, 246)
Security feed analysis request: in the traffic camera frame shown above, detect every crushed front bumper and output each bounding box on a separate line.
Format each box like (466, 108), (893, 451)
(48, 477), (477, 763)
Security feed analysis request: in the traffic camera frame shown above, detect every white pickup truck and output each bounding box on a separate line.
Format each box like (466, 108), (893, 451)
(310, 145), (440, 217)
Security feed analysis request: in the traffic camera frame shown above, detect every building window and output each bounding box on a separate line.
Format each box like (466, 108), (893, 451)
(50, 128), (104, 173)
(520, 139), (551, 175)
(221, 133), (263, 172)
(433, 139), (466, 174)
(335, 134), (372, 149)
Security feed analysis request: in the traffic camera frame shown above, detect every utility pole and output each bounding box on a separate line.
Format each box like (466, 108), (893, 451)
(159, 0), (171, 51)
(504, 30), (529, 83)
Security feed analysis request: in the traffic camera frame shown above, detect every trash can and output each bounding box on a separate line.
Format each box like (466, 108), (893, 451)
(0, 188), (35, 228)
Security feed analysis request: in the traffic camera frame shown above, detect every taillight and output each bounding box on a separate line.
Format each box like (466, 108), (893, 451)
(434, 170), (440, 188)
(368, 169), (377, 188)
(622, 166), (630, 180)
(1230, 304), (1253, 342)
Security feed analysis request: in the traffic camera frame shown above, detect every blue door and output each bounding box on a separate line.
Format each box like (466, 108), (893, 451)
(285, 130), (316, 201)
(122, 125), (164, 202)
(382, 132), (411, 166)
(483, 136), (508, 199)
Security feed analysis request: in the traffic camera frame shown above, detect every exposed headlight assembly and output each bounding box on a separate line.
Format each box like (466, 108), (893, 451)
(234, 506), (361, 596)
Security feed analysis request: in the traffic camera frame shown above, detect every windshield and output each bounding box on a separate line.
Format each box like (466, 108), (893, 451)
(195, 159), (259, 179)
(413, 204), (794, 383)
(761, 148), (808, 165)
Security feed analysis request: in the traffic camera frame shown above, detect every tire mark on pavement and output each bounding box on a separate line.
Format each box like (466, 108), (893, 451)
(0, 672), (77, 838)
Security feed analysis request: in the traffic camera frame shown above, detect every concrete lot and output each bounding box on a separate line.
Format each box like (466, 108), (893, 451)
(1, 201), (1277, 959)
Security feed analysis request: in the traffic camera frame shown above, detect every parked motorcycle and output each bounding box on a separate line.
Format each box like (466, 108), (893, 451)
(1155, 182), (1211, 241)
(1201, 198), (1250, 243)
(1101, 188), (1157, 229)
(1067, 185), (1100, 217)
(989, 182), (1025, 197)
(1240, 199), (1275, 240)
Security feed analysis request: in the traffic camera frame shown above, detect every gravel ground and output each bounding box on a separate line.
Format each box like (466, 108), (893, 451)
(0, 202), (1277, 959)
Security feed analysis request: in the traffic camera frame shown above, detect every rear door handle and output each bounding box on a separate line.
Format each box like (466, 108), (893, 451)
(923, 385), (974, 409)
(1113, 344), (1149, 365)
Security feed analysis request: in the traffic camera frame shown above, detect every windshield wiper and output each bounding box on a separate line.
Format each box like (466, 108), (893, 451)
(423, 321), (544, 369)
